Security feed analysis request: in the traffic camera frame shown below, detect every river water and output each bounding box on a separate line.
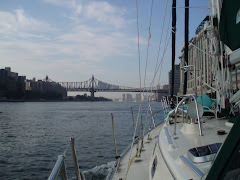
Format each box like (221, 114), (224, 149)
(0, 101), (164, 180)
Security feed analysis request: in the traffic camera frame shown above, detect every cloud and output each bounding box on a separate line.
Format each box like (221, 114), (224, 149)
(43, 0), (77, 8)
(0, 9), (53, 34)
(58, 25), (136, 62)
(43, 0), (128, 28)
(0, 3), (139, 82)
(84, 1), (126, 28)
(43, 0), (83, 14)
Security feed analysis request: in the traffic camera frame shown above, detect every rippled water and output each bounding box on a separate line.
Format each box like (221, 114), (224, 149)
(0, 101), (164, 180)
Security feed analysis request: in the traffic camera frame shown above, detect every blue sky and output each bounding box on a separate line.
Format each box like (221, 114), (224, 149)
(0, 0), (209, 89)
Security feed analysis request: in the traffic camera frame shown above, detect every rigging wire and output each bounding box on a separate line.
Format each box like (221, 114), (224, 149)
(123, 1), (146, 179)
(143, 0), (154, 91)
(145, 7), (172, 92)
(136, 0), (143, 162)
(143, 31), (171, 136)
(143, 0), (170, 113)
(125, 0), (158, 178)
(144, 13), (172, 90)
(141, 0), (156, 154)
(153, 0), (169, 82)
(126, 0), (172, 177)
(157, 14), (172, 85)
(136, 0), (142, 92)
(143, 6), (172, 146)
(137, 0), (172, 139)
(144, 27), (171, 141)
(138, 0), (154, 161)
(140, 0), (170, 101)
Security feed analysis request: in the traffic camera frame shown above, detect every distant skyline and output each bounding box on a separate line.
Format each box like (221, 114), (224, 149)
(0, 0), (209, 89)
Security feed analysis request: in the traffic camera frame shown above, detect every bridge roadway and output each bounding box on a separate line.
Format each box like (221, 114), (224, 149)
(58, 76), (168, 98)
(65, 87), (169, 100)
(65, 87), (168, 93)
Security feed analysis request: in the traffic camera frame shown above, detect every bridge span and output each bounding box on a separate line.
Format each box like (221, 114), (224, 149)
(58, 75), (168, 98)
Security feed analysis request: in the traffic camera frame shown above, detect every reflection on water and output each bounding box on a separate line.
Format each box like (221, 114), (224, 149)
(0, 101), (163, 180)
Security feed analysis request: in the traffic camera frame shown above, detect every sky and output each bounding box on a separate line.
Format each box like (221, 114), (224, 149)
(0, 0), (209, 96)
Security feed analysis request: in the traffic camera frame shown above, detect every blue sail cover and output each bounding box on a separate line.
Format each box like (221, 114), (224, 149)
(197, 94), (213, 109)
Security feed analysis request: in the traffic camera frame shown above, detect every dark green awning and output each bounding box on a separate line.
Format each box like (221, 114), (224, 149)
(219, 0), (240, 51)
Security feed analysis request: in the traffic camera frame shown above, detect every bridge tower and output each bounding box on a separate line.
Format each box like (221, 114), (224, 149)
(90, 75), (96, 99)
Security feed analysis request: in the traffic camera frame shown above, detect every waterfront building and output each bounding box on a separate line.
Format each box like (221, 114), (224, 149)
(7, 72), (18, 93)
(0, 67), (26, 98)
(163, 85), (169, 90)
(122, 94), (126, 101)
(0, 69), (7, 89)
(126, 93), (133, 102)
(17, 76), (26, 95)
(136, 94), (141, 102)
(27, 77), (67, 98)
(178, 16), (221, 96)
(0, 67), (67, 99)
(25, 80), (32, 91)
(0, 67), (13, 89)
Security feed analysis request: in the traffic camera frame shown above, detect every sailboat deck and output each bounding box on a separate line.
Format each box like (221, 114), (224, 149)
(110, 116), (233, 180)
(112, 123), (173, 180)
(158, 117), (231, 179)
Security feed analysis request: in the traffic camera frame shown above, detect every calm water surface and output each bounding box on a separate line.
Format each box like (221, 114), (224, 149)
(0, 101), (164, 180)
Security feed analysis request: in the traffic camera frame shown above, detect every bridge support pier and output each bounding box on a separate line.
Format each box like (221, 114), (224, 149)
(90, 75), (96, 100)
(90, 89), (95, 99)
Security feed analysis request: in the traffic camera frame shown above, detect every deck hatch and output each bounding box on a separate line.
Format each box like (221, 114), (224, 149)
(187, 143), (222, 163)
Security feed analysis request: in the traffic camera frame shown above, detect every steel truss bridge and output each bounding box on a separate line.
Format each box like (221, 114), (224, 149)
(58, 75), (168, 98)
